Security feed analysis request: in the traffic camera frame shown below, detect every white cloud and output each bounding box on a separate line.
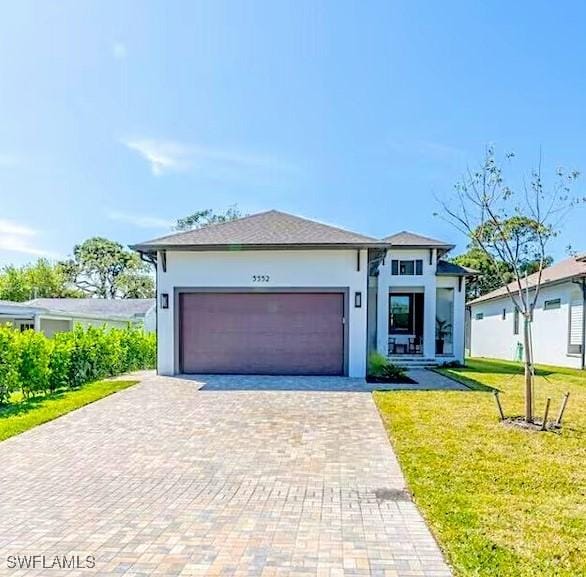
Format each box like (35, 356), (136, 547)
(0, 219), (36, 237)
(0, 219), (59, 258)
(123, 139), (192, 176)
(108, 211), (174, 229)
(112, 41), (127, 60)
(121, 137), (295, 179)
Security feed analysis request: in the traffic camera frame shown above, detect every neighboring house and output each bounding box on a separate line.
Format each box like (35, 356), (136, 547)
(132, 210), (473, 378)
(0, 298), (156, 337)
(468, 254), (586, 369)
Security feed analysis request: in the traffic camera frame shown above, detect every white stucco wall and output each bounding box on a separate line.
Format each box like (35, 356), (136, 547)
(470, 282), (584, 369)
(157, 249), (368, 377)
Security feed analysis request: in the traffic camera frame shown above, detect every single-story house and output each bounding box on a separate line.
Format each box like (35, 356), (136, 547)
(132, 210), (474, 378)
(468, 254), (586, 369)
(0, 298), (156, 337)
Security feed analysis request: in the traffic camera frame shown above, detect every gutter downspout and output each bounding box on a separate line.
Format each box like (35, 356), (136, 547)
(581, 277), (586, 370)
(574, 276), (586, 370)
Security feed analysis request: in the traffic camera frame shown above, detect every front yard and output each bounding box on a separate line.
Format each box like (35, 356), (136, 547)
(374, 358), (585, 577)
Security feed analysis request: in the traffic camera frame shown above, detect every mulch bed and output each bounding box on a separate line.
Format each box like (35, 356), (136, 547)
(502, 416), (561, 432)
(366, 375), (417, 384)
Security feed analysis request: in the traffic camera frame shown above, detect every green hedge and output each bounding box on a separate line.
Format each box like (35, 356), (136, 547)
(0, 325), (156, 404)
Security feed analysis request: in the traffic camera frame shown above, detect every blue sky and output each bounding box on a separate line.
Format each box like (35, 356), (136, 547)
(1, 0), (585, 265)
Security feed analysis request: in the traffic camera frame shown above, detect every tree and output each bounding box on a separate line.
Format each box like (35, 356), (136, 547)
(0, 259), (82, 302)
(439, 147), (583, 422)
(453, 236), (553, 301)
(174, 205), (243, 231)
(60, 237), (154, 299)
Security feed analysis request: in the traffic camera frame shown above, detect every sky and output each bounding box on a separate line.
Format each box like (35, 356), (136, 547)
(1, 0), (585, 266)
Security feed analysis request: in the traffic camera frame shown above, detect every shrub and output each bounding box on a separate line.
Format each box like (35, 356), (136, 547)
(48, 333), (73, 393)
(18, 329), (51, 397)
(368, 351), (407, 380)
(0, 324), (156, 402)
(0, 327), (20, 404)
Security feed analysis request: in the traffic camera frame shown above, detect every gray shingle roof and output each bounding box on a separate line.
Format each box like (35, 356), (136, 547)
(436, 261), (478, 276)
(24, 298), (155, 318)
(468, 254), (586, 305)
(131, 210), (384, 251)
(383, 231), (454, 249)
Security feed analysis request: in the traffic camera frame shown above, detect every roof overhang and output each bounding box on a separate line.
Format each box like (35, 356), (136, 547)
(131, 242), (390, 254)
(468, 272), (586, 306)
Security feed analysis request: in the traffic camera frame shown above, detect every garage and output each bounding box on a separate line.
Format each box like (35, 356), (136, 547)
(179, 291), (346, 375)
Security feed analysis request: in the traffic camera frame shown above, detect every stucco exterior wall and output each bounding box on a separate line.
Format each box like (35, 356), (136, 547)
(470, 282), (584, 369)
(157, 249), (368, 377)
(39, 318), (72, 338)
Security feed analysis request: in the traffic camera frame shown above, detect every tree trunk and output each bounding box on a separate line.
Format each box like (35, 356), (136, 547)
(523, 314), (533, 422)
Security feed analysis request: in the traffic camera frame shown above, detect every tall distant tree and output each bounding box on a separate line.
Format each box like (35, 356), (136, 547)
(174, 205), (243, 231)
(453, 238), (554, 301)
(60, 237), (154, 299)
(439, 147), (583, 423)
(0, 259), (82, 302)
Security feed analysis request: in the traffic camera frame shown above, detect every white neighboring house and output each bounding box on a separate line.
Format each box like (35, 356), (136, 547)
(132, 210), (474, 378)
(0, 298), (156, 337)
(468, 254), (586, 370)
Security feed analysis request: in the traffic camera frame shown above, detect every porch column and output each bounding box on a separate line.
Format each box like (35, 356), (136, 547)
(423, 289), (436, 358)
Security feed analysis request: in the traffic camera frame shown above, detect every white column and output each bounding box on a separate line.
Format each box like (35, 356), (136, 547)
(377, 276), (389, 355)
(423, 288), (437, 358)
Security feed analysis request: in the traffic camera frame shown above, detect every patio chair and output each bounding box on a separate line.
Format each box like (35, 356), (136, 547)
(408, 336), (422, 354)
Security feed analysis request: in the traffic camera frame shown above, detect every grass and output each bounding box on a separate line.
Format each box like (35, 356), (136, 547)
(374, 358), (585, 577)
(0, 379), (138, 442)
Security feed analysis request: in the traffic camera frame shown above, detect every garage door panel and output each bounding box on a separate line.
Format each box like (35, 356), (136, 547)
(179, 292), (345, 375)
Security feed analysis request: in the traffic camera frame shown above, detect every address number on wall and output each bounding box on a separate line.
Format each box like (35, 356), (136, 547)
(252, 275), (270, 282)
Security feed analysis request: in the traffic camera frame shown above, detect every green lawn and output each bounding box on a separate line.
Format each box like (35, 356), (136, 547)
(374, 358), (585, 577)
(0, 379), (137, 442)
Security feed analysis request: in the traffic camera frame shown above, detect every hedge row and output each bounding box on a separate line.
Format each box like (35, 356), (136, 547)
(0, 325), (156, 403)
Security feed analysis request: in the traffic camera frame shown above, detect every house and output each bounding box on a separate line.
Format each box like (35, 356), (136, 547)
(468, 254), (586, 369)
(131, 210), (473, 378)
(0, 298), (156, 337)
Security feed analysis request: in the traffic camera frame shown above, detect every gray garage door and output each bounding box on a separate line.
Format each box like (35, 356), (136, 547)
(179, 292), (345, 375)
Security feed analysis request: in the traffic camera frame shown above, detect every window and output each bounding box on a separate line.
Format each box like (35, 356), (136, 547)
(568, 297), (584, 354)
(475, 312), (484, 320)
(513, 307), (520, 335)
(544, 298), (561, 310)
(19, 323), (34, 332)
(389, 294), (414, 333)
(502, 308), (507, 320)
(391, 259), (423, 276)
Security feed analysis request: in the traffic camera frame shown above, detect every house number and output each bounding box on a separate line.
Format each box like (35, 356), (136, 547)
(252, 275), (270, 282)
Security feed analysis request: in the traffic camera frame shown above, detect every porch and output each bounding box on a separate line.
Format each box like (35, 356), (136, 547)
(383, 288), (456, 358)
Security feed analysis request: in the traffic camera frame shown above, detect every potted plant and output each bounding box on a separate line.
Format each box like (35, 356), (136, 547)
(436, 317), (451, 355)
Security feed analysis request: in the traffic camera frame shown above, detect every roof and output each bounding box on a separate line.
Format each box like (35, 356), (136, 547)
(383, 231), (454, 250)
(0, 300), (45, 316)
(24, 298), (155, 319)
(131, 210), (385, 252)
(436, 261), (478, 277)
(468, 254), (586, 305)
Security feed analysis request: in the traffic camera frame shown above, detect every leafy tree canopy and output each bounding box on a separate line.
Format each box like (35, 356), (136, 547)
(0, 259), (82, 302)
(174, 205), (244, 231)
(59, 237), (154, 299)
(453, 218), (554, 300)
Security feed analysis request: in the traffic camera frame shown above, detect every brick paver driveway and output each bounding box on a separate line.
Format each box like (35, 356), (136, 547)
(0, 373), (450, 577)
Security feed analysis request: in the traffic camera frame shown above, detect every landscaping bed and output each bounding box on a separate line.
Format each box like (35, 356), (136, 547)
(374, 358), (585, 577)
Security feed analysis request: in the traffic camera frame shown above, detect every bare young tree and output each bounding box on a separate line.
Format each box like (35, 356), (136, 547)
(438, 147), (583, 422)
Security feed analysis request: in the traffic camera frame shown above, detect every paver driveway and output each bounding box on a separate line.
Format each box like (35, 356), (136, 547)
(0, 373), (451, 577)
